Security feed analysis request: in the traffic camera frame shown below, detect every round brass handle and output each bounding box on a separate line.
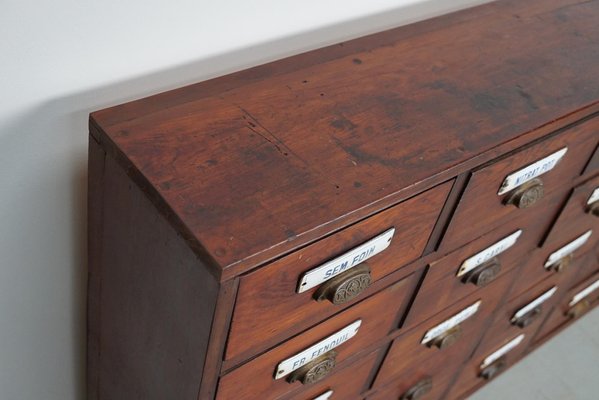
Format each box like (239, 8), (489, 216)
(287, 351), (337, 385)
(567, 299), (591, 319)
(314, 263), (371, 305)
(429, 325), (463, 350)
(587, 201), (599, 217)
(462, 257), (502, 287)
(480, 356), (507, 380)
(400, 377), (433, 400)
(513, 305), (542, 328)
(505, 178), (544, 209)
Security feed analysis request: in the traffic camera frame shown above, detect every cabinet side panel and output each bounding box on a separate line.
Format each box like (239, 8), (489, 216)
(87, 138), (219, 400)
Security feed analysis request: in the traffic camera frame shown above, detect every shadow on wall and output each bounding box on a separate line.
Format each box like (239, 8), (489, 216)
(0, 1), (489, 398)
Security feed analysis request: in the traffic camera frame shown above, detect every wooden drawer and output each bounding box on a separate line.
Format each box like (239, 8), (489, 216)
(226, 182), (451, 363)
(510, 232), (598, 299)
(366, 360), (458, 400)
(441, 118), (599, 251)
(544, 174), (599, 249)
(373, 271), (513, 390)
(447, 332), (533, 400)
(217, 277), (418, 400)
(281, 349), (381, 400)
(476, 276), (561, 358)
(405, 199), (560, 328)
(534, 267), (599, 345)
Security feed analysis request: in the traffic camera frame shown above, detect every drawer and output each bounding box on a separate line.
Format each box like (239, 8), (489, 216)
(534, 268), (599, 345)
(583, 143), (599, 176)
(405, 200), (560, 328)
(447, 332), (533, 399)
(510, 231), (597, 299)
(475, 276), (561, 358)
(366, 359), (458, 400)
(373, 272), (514, 389)
(227, 181), (452, 363)
(281, 349), (381, 400)
(544, 174), (599, 249)
(217, 278), (417, 400)
(441, 117), (599, 251)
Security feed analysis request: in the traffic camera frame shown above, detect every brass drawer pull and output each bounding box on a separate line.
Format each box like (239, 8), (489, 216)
(586, 188), (599, 216)
(462, 257), (501, 287)
(512, 306), (542, 328)
(400, 377), (433, 400)
(428, 325), (463, 350)
(587, 202), (599, 217)
(314, 263), (371, 305)
(549, 254), (573, 273)
(505, 178), (544, 209)
(567, 299), (590, 319)
(287, 351), (337, 385)
(480, 356), (507, 380)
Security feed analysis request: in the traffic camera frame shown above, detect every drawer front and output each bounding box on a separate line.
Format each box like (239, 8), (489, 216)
(366, 359), (458, 400)
(534, 267), (599, 345)
(475, 276), (562, 361)
(373, 272), (514, 389)
(217, 278), (418, 400)
(405, 199), (560, 328)
(441, 117), (598, 252)
(227, 181), (452, 362)
(281, 349), (381, 400)
(448, 332), (532, 399)
(510, 231), (597, 299)
(544, 174), (599, 249)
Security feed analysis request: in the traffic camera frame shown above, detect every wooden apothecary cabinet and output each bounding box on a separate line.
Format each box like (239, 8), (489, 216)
(88, 0), (599, 398)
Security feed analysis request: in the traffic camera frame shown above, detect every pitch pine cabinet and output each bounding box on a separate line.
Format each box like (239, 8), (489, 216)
(87, 0), (599, 398)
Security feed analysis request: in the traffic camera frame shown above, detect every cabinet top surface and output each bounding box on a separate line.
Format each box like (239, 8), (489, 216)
(91, 0), (599, 279)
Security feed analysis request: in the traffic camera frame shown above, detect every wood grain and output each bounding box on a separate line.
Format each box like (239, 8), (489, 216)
(87, 140), (219, 400)
(406, 193), (566, 329)
(216, 278), (418, 400)
(441, 117), (599, 252)
(373, 270), (515, 389)
(543, 173), (599, 249)
(281, 349), (381, 400)
(226, 181), (450, 363)
(90, 0), (599, 279)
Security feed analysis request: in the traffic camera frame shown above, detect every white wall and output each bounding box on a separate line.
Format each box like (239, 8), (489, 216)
(0, 1), (490, 398)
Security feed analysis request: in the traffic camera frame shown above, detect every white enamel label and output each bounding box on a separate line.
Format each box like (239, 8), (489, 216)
(274, 320), (361, 380)
(497, 147), (568, 195)
(297, 228), (395, 293)
(480, 334), (525, 369)
(313, 390), (334, 400)
(457, 230), (522, 277)
(544, 230), (593, 268)
(570, 279), (599, 307)
(587, 188), (599, 206)
(511, 287), (557, 322)
(421, 301), (481, 345)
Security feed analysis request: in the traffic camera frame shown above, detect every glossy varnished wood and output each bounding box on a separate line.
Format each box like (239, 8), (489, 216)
(91, 0), (599, 280)
(373, 270), (515, 390)
(441, 117), (599, 252)
(87, 1), (599, 399)
(406, 195), (565, 329)
(217, 277), (419, 400)
(282, 349), (382, 400)
(544, 173), (599, 250)
(226, 181), (451, 364)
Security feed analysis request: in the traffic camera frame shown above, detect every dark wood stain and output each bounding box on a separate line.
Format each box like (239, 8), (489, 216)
(90, 0), (599, 280)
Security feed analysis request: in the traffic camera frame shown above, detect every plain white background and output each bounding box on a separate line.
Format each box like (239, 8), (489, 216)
(0, 1), (492, 398)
